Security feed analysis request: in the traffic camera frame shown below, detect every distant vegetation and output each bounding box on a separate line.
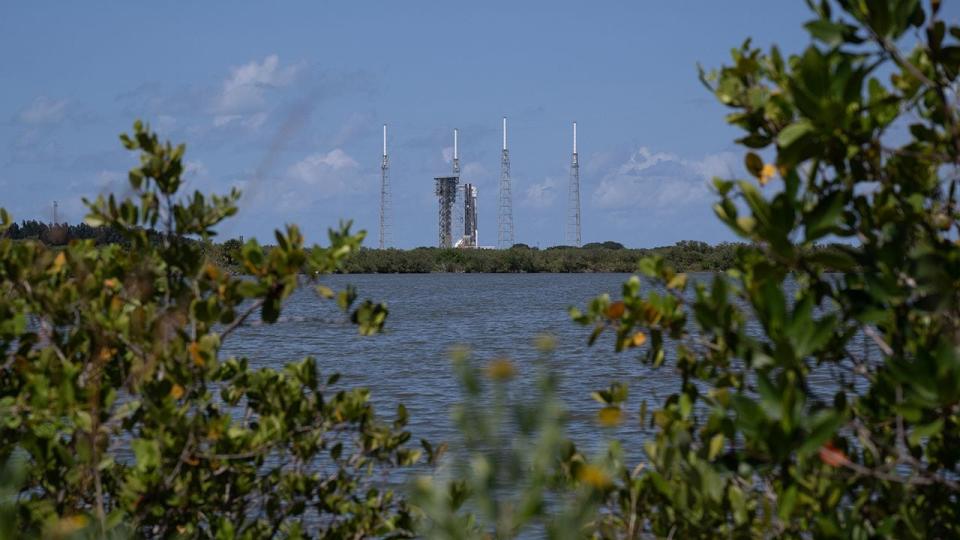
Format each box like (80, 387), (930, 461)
(340, 241), (740, 273)
(5, 223), (852, 274)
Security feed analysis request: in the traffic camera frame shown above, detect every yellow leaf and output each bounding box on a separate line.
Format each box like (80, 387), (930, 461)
(52, 252), (66, 272)
(759, 163), (777, 186)
(667, 273), (687, 290)
(485, 358), (516, 381)
(736, 216), (756, 233)
(170, 384), (185, 400)
(597, 406), (623, 427)
(534, 333), (556, 352)
(577, 464), (612, 489)
(643, 304), (662, 325)
(708, 433), (725, 461)
(316, 285), (335, 299)
(189, 342), (204, 366)
(52, 515), (88, 536)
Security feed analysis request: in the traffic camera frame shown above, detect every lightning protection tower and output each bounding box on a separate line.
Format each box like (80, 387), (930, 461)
(498, 116), (514, 249)
(566, 122), (581, 247)
(379, 124), (390, 249)
(452, 128), (461, 176)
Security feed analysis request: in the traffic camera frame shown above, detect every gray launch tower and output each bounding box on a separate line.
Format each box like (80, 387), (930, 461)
(435, 176), (459, 248)
(461, 183), (478, 247)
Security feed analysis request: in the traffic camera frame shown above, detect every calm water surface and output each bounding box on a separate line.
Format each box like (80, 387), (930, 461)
(223, 273), (697, 465)
(222, 273), (852, 466)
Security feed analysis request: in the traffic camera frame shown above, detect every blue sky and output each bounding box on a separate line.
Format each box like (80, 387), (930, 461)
(0, 1), (888, 248)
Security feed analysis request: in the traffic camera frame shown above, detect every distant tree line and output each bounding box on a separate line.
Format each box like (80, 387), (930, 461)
(1, 220), (127, 245)
(4, 221), (849, 273)
(339, 240), (744, 273)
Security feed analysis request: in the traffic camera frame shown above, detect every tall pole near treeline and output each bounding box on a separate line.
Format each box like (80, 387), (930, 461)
(498, 116), (514, 249)
(379, 124), (390, 249)
(566, 121), (581, 247)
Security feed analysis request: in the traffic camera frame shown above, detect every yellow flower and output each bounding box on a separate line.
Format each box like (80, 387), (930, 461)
(759, 163), (777, 186)
(629, 332), (647, 348)
(170, 384), (185, 399)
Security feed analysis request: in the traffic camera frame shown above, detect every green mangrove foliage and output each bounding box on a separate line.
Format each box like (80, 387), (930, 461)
(0, 122), (420, 538)
(415, 0), (960, 538)
(572, 1), (960, 537)
(338, 242), (740, 273)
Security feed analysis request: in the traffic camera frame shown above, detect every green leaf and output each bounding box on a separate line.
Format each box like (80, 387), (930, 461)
(804, 191), (846, 242)
(132, 438), (160, 471)
(777, 120), (814, 149)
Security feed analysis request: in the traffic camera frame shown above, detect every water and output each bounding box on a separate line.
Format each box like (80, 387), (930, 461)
(221, 272), (865, 475)
(224, 273), (690, 466)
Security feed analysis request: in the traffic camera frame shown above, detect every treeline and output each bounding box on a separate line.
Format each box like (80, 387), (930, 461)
(338, 240), (741, 273)
(2, 220), (126, 245)
(3, 219), (242, 267)
(5, 222), (847, 273)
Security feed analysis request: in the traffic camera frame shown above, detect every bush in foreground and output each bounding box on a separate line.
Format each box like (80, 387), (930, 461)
(0, 122), (420, 538)
(416, 1), (960, 538)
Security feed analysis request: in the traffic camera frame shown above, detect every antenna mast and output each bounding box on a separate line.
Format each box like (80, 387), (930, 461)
(497, 116), (514, 249)
(452, 128), (460, 176)
(566, 122), (581, 247)
(379, 124), (390, 249)
(52, 200), (58, 225)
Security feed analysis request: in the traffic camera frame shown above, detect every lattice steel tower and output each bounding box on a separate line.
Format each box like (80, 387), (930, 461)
(379, 124), (390, 249)
(566, 121), (581, 247)
(498, 116), (514, 249)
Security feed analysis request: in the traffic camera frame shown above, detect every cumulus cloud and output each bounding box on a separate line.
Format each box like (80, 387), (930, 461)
(213, 54), (301, 128)
(523, 177), (560, 209)
(252, 148), (362, 211)
(17, 97), (69, 125)
(591, 147), (738, 212)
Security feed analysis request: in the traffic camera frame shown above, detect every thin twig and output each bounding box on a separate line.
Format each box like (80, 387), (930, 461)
(219, 298), (265, 341)
(861, 325), (894, 357)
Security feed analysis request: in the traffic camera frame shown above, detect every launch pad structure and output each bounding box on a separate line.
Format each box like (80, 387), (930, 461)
(381, 117), (581, 249)
(435, 176), (459, 248)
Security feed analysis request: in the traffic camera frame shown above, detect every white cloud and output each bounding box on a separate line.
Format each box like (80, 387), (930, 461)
(273, 149), (362, 209)
(184, 161), (208, 178)
(441, 146), (453, 164)
(95, 170), (125, 189)
(215, 55), (299, 112)
(17, 97), (68, 125)
(591, 147), (739, 212)
(523, 177), (560, 209)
